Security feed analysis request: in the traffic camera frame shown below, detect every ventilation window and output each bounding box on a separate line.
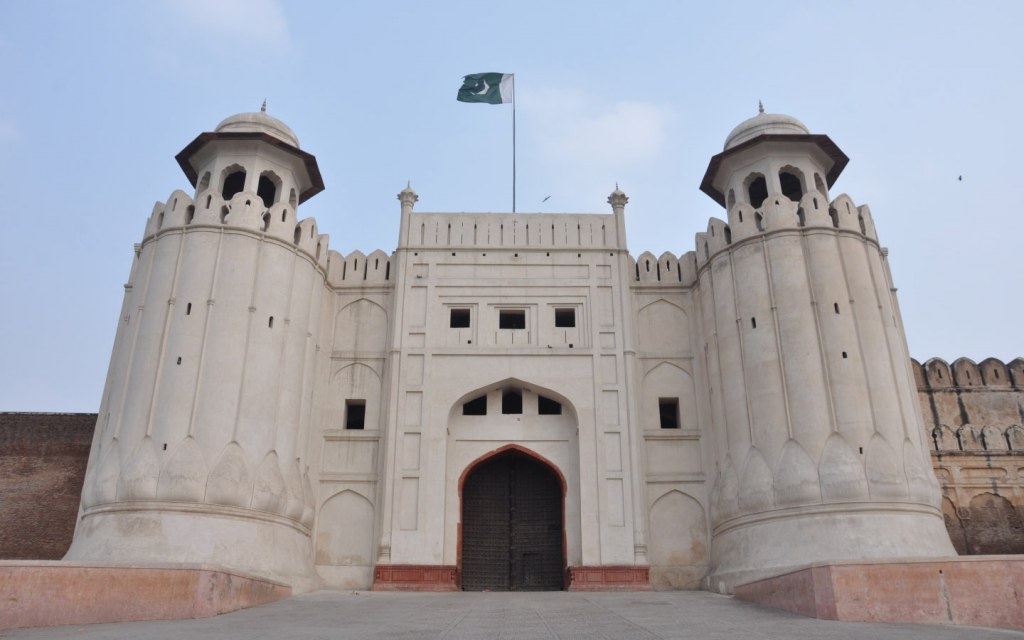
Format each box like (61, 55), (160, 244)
(659, 398), (680, 429)
(555, 308), (575, 328)
(462, 395), (487, 416)
(746, 175), (768, 208)
(842, 351), (848, 359)
(834, 302), (840, 314)
(450, 308), (471, 328)
(186, 302), (192, 316)
(345, 400), (366, 429)
(538, 395), (562, 415)
(751, 317), (757, 329)
(257, 173), (279, 208)
(499, 310), (526, 329)
(779, 170), (803, 202)
(222, 170), (246, 200)
(268, 316), (274, 328)
(502, 389), (523, 414)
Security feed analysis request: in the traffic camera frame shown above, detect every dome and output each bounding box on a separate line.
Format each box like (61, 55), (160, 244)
(724, 110), (809, 150)
(215, 110), (300, 148)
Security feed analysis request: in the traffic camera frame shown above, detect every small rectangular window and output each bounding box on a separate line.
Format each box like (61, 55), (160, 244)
(450, 308), (470, 328)
(538, 396), (562, 415)
(345, 400), (366, 430)
(502, 390), (523, 414)
(659, 398), (679, 429)
(554, 308), (575, 328)
(499, 310), (526, 329)
(462, 395), (487, 415)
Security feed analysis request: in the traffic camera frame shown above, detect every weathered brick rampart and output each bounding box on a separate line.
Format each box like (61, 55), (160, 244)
(913, 357), (1024, 555)
(0, 413), (95, 559)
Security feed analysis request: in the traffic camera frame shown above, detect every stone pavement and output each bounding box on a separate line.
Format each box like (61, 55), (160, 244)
(4, 591), (1023, 639)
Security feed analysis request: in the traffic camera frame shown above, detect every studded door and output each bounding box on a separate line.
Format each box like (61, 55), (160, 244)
(461, 452), (564, 591)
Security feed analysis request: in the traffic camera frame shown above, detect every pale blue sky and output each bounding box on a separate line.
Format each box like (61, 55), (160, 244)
(1, 0), (1021, 411)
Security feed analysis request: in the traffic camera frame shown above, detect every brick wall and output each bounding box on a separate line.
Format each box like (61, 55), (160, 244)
(912, 358), (1024, 555)
(0, 413), (95, 559)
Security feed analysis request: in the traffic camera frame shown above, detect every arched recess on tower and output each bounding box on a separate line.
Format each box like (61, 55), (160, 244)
(442, 377), (583, 576)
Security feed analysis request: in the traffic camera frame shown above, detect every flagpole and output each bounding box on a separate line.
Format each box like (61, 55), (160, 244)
(512, 74), (516, 213)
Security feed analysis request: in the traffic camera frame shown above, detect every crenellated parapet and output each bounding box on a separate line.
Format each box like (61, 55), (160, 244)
(403, 212), (621, 250)
(911, 356), (1024, 452)
(628, 250), (698, 286)
(326, 249), (394, 288)
(142, 187), (331, 271)
(693, 193), (880, 271)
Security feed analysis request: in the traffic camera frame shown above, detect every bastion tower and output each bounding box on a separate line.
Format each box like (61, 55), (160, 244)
(696, 108), (955, 589)
(65, 107), (329, 589)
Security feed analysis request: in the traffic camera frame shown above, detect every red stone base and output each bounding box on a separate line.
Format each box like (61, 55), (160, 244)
(0, 561), (291, 631)
(567, 565), (652, 591)
(734, 556), (1024, 629)
(371, 564), (458, 591)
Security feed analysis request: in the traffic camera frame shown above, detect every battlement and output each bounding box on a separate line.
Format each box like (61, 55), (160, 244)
(403, 212), (622, 250)
(913, 356), (1024, 391)
(692, 193), (879, 270)
(141, 188), (330, 272)
(912, 357), (1024, 454)
(325, 249), (393, 288)
(629, 250), (698, 287)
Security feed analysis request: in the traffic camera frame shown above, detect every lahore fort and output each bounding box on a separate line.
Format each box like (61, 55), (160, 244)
(1, 106), (1021, 629)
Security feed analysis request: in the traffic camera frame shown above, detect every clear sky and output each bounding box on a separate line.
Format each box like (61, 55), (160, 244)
(1, 0), (1021, 412)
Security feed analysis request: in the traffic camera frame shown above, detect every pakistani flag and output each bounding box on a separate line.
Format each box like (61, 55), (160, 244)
(457, 73), (513, 104)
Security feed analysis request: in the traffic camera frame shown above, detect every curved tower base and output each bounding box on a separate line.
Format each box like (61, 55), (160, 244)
(706, 504), (956, 593)
(64, 506), (319, 592)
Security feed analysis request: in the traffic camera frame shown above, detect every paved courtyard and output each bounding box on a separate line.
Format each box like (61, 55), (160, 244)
(4, 591), (1022, 640)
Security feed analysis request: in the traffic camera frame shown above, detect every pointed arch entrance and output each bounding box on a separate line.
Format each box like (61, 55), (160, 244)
(459, 446), (566, 591)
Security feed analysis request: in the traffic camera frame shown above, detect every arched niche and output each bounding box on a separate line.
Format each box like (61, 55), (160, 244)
(333, 298), (388, 353)
(326, 363), (382, 431)
(648, 490), (708, 589)
(315, 489), (375, 566)
(637, 299), (690, 354)
(641, 362), (697, 431)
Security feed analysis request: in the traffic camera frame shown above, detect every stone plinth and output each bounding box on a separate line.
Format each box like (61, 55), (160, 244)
(371, 565), (458, 591)
(0, 562), (290, 630)
(566, 566), (652, 591)
(734, 556), (1024, 629)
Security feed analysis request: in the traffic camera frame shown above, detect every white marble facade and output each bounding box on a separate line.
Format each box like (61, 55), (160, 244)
(65, 107), (955, 594)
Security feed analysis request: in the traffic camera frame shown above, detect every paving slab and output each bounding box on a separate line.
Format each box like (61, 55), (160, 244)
(3, 591), (1023, 640)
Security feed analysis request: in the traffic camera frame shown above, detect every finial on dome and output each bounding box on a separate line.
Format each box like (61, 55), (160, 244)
(261, 99), (267, 113)
(758, 100), (764, 114)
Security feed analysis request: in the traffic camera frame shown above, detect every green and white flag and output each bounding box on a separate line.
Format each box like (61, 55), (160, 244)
(457, 73), (513, 104)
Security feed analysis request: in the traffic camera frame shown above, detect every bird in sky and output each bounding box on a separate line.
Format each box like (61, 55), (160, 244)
(542, 195), (551, 202)
(958, 175), (962, 181)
